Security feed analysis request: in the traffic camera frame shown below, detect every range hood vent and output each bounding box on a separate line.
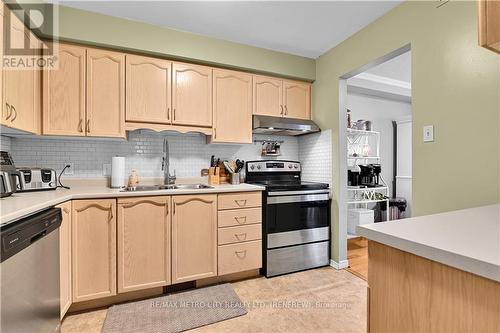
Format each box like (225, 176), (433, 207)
(252, 115), (320, 136)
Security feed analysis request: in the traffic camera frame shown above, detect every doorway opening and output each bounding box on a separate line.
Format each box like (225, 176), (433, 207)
(338, 45), (412, 280)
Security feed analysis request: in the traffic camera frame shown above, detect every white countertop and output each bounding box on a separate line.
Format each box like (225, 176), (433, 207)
(357, 204), (500, 282)
(0, 181), (264, 226)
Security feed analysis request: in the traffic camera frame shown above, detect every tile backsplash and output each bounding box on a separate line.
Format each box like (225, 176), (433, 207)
(299, 130), (332, 186)
(1, 129), (331, 184)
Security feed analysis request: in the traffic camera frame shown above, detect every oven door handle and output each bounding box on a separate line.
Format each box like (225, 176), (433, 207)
(267, 189), (330, 196)
(267, 193), (330, 204)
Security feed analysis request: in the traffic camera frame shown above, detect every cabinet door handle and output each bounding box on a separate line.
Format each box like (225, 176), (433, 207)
(86, 119), (90, 133)
(280, 105), (284, 116)
(284, 105), (288, 116)
(234, 216), (247, 224)
(173, 203), (176, 215)
(78, 119), (83, 132)
(213, 128), (216, 139)
(108, 205), (113, 221)
(167, 107), (170, 120)
(234, 199), (247, 207)
(235, 250), (247, 259)
(10, 106), (17, 122)
(173, 108), (176, 120)
(234, 233), (247, 241)
(165, 202), (169, 216)
(5, 103), (11, 120)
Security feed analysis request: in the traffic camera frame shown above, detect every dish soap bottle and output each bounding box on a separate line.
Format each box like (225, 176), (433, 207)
(128, 170), (139, 187)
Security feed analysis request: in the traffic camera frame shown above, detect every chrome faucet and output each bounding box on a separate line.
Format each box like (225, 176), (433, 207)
(162, 137), (176, 185)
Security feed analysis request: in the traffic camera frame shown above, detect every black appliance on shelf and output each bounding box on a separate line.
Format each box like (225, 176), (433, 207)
(245, 160), (330, 277)
(358, 164), (382, 187)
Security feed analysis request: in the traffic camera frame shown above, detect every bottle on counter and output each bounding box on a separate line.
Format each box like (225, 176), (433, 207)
(128, 170), (139, 187)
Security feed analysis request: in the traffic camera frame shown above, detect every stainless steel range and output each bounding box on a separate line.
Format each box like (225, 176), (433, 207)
(245, 160), (330, 277)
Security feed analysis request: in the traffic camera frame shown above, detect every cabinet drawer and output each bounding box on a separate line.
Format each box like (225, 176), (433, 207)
(218, 207), (261, 228)
(218, 224), (261, 245)
(218, 240), (262, 276)
(218, 192), (261, 210)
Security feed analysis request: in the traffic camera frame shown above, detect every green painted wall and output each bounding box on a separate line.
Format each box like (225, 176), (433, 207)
(40, 5), (315, 81)
(313, 1), (500, 262)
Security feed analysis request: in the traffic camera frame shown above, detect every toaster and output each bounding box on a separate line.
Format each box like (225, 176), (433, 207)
(16, 168), (57, 191)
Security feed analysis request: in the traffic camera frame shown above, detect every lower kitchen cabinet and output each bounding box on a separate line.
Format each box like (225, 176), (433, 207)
(117, 197), (171, 293)
(172, 194), (217, 283)
(57, 201), (72, 318)
(72, 199), (117, 302)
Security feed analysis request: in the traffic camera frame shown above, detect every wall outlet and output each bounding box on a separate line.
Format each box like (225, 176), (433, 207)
(64, 162), (74, 175)
(423, 125), (434, 142)
(103, 163), (111, 176)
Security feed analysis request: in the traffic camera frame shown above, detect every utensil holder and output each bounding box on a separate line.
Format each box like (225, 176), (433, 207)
(230, 172), (240, 185)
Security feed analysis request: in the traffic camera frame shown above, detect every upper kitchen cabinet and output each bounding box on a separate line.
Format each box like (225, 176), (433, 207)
(212, 69), (252, 143)
(171, 194), (217, 283)
(253, 75), (283, 117)
(253, 75), (311, 120)
(172, 62), (212, 127)
(86, 48), (125, 138)
(2, 10), (41, 134)
(43, 43), (86, 136)
(126, 55), (172, 124)
(72, 199), (117, 302)
(478, 0), (500, 53)
(283, 80), (311, 120)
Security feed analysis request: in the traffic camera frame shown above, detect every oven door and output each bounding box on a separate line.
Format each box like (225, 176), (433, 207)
(265, 190), (330, 249)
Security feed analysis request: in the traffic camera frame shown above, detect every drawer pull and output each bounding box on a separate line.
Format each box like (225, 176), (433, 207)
(235, 250), (247, 259)
(234, 199), (247, 207)
(234, 233), (247, 241)
(234, 216), (247, 224)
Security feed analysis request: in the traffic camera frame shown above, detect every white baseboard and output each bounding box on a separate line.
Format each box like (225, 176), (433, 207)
(330, 259), (349, 270)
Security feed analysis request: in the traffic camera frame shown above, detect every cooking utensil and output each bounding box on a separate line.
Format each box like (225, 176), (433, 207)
(210, 155), (215, 167)
(223, 160), (234, 173)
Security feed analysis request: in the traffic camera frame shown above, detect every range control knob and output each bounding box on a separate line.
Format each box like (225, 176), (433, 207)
(257, 165), (261, 170)
(250, 165), (255, 170)
(294, 165), (298, 169)
(288, 164), (292, 169)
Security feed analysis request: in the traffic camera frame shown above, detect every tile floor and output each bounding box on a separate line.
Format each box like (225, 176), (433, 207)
(62, 267), (367, 333)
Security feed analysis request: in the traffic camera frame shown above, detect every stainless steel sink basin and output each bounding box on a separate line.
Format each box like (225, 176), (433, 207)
(120, 184), (212, 192)
(173, 184), (213, 189)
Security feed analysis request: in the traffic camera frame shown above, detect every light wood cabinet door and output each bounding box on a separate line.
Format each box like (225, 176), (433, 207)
(126, 55), (171, 124)
(72, 199), (116, 302)
(172, 194), (217, 283)
(43, 43), (86, 136)
(478, 0), (500, 53)
(172, 62), (212, 127)
(87, 48), (125, 138)
(117, 197), (171, 293)
(253, 75), (283, 117)
(3, 15), (41, 134)
(212, 69), (252, 143)
(57, 201), (72, 319)
(283, 80), (311, 120)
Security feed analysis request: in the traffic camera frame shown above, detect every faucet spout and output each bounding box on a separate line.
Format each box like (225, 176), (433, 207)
(163, 137), (176, 185)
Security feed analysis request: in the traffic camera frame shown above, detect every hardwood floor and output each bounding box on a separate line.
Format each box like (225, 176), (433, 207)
(347, 237), (368, 281)
(61, 267), (368, 333)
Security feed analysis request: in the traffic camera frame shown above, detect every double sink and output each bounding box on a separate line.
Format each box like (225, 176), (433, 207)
(120, 183), (213, 192)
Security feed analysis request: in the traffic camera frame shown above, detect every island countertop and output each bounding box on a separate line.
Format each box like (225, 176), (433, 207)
(357, 204), (500, 282)
(0, 180), (265, 226)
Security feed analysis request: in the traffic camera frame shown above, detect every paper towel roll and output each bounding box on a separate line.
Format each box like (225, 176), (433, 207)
(111, 156), (125, 188)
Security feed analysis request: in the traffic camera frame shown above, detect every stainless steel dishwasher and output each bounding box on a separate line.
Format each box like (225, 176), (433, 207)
(1, 208), (62, 333)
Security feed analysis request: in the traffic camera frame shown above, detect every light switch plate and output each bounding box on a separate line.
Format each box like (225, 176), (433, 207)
(423, 125), (434, 142)
(103, 163), (111, 176)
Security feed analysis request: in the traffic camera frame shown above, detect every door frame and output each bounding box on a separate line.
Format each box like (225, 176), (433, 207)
(337, 44), (412, 267)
